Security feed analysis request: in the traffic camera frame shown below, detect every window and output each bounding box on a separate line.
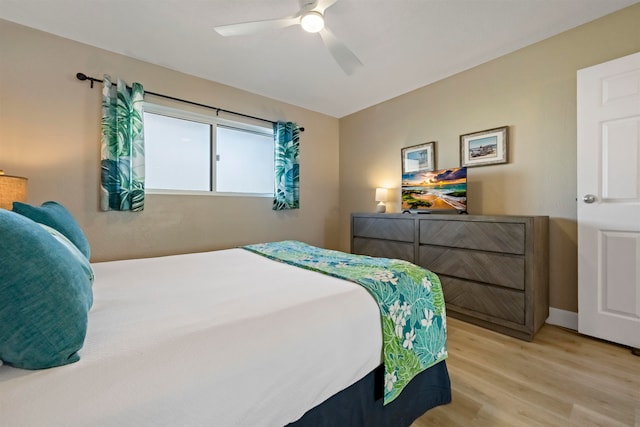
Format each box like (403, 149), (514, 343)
(144, 113), (211, 191)
(216, 126), (274, 194)
(143, 104), (274, 196)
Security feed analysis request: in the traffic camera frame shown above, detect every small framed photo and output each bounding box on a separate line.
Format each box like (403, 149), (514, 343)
(402, 141), (436, 174)
(460, 126), (508, 167)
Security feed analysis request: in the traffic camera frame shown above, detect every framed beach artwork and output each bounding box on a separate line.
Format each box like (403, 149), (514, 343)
(460, 126), (508, 167)
(401, 141), (436, 174)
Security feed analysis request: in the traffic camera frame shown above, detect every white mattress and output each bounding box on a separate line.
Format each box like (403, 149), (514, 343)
(0, 248), (382, 427)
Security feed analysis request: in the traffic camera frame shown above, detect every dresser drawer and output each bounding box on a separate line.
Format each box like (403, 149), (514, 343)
(419, 219), (525, 254)
(352, 237), (414, 262)
(440, 276), (525, 324)
(353, 217), (414, 242)
(419, 245), (525, 290)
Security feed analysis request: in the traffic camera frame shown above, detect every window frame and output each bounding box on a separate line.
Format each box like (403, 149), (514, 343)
(143, 103), (275, 198)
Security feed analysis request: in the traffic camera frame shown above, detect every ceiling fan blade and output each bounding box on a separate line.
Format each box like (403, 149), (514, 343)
(214, 16), (299, 37)
(318, 27), (362, 75)
(315, 0), (338, 13)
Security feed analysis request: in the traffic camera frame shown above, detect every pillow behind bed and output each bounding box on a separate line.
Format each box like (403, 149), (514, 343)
(0, 209), (93, 369)
(12, 201), (91, 259)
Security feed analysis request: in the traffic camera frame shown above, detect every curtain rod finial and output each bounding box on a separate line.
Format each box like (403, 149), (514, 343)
(76, 72), (88, 81)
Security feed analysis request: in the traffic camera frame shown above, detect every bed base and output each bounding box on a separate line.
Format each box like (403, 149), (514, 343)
(289, 360), (451, 427)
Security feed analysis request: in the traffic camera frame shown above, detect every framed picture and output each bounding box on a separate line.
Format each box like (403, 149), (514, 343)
(402, 142), (436, 174)
(460, 126), (508, 167)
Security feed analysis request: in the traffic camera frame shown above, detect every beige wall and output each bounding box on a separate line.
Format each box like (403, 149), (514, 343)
(338, 4), (640, 313)
(0, 19), (340, 262)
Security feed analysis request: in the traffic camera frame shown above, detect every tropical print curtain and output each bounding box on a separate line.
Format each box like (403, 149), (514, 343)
(273, 121), (300, 210)
(100, 75), (145, 212)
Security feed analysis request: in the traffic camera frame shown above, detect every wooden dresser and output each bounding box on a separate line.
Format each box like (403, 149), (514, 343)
(351, 213), (549, 341)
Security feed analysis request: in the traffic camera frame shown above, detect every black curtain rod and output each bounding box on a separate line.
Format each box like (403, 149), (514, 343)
(76, 73), (304, 132)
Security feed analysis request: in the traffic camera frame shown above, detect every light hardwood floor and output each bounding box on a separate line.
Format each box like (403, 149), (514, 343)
(413, 317), (640, 427)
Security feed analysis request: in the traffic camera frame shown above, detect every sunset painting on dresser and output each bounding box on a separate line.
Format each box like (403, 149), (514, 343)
(401, 167), (467, 212)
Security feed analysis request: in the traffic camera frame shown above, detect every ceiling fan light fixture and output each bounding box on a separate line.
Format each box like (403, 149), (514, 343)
(300, 11), (324, 33)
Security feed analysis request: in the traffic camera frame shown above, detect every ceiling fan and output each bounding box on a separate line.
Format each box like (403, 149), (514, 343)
(214, 0), (362, 75)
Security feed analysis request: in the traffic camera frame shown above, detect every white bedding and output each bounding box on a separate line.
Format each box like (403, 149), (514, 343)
(0, 248), (382, 427)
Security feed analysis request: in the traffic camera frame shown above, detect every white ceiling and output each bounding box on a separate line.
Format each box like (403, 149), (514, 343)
(1, 0), (637, 118)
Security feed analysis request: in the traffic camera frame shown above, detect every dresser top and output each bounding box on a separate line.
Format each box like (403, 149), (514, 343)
(352, 212), (548, 222)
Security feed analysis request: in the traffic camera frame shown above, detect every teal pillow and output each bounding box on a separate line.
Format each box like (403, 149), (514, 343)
(0, 209), (93, 369)
(12, 201), (91, 259)
(39, 223), (95, 285)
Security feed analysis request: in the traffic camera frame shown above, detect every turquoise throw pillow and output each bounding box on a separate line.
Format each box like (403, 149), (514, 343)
(12, 201), (91, 259)
(39, 223), (95, 284)
(0, 210), (93, 369)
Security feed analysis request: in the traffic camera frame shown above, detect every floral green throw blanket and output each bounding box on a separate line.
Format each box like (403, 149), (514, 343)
(243, 240), (448, 404)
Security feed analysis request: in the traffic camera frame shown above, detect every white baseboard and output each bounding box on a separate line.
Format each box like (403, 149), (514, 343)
(546, 308), (578, 331)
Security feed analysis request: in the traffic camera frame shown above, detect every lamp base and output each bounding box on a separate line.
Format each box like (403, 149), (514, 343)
(376, 203), (386, 213)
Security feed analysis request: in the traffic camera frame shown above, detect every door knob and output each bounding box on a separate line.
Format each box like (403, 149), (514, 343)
(583, 194), (596, 203)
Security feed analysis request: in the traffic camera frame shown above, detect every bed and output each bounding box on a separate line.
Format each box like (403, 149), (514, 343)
(0, 205), (451, 426)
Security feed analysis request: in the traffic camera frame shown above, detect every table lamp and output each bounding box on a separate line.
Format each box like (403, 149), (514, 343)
(0, 170), (28, 210)
(375, 187), (388, 213)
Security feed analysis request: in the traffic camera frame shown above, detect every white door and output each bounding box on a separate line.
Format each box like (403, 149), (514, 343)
(577, 51), (640, 350)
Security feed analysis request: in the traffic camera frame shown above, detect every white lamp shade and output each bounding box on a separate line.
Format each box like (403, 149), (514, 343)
(375, 188), (388, 202)
(0, 174), (28, 210)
